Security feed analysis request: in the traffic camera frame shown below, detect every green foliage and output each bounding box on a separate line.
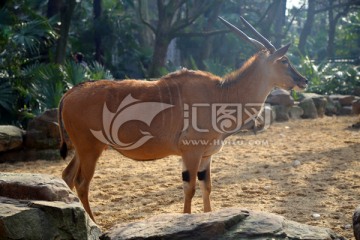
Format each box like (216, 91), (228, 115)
(0, 79), (15, 111)
(299, 55), (360, 95)
(88, 61), (114, 80)
(203, 59), (232, 76)
(63, 60), (87, 88)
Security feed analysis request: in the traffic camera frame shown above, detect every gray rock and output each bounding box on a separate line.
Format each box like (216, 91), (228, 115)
(352, 99), (360, 115)
(354, 205), (360, 240)
(0, 125), (24, 152)
(329, 95), (356, 106)
(25, 109), (60, 149)
(266, 89), (294, 107)
(289, 106), (304, 119)
(0, 173), (101, 240)
(300, 93), (327, 117)
(339, 106), (353, 115)
(0, 172), (78, 202)
(299, 98), (318, 119)
(0, 148), (61, 163)
(312, 96), (327, 117)
(272, 105), (290, 122)
(300, 93), (324, 99)
(104, 208), (342, 240)
(325, 98), (341, 116)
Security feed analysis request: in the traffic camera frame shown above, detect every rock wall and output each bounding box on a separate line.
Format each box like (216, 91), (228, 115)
(0, 173), (351, 239)
(0, 172), (101, 240)
(0, 109), (72, 163)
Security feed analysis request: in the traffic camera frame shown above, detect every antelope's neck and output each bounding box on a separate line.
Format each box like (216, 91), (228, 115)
(219, 65), (273, 105)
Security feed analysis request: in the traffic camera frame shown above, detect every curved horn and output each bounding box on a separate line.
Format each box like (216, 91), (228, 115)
(218, 16), (266, 51)
(240, 16), (276, 53)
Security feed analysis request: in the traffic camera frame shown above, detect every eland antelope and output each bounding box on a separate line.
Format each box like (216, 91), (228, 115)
(58, 16), (308, 221)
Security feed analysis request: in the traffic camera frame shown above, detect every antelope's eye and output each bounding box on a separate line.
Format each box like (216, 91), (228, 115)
(280, 59), (288, 64)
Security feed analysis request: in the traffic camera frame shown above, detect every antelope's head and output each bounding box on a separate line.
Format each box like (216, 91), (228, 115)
(219, 16), (308, 90)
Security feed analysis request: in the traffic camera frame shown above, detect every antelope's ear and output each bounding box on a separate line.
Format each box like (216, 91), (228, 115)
(268, 43), (291, 62)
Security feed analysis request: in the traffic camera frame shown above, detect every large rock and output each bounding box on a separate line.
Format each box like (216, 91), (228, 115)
(0, 149), (61, 163)
(289, 105), (304, 119)
(325, 97), (341, 116)
(355, 206), (360, 240)
(24, 108), (72, 150)
(301, 93), (327, 117)
(353, 99), (360, 115)
(299, 98), (318, 119)
(272, 105), (290, 122)
(0, 125), (24, 152)
(312, 96), (327, 117)
(266, 89), (294, 107)
(104, 208), (342, 240)
(339, 106), (353, 116)
(329, 95), (356, 106)
(0, 173), (101, 240)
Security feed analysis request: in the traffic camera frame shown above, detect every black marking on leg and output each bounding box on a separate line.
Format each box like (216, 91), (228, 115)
(197, 170), (206, 181)
(182, 171), (190, 182)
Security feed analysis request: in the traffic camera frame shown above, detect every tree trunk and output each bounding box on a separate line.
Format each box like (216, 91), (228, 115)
(298, 0), (316, 55)
(198, 1), (222, 70)
(149, 34), (170, 77)
(274, 0), (287, 48)
(326, 0), (351, 60)
(327, 0), (335, 60)
(47, 0), (61, 18)
(55, 0), (76, 64)
(94, 0), (103, 64)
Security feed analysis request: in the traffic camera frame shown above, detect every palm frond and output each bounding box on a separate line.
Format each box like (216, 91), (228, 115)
(63, 60), (87, 88)
(30, 64), (65, 110)
(0, 80), (16, 111)
(89, 61), (114, 80)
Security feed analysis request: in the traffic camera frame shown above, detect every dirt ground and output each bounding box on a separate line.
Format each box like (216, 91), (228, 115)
(1, 116), (359, 239)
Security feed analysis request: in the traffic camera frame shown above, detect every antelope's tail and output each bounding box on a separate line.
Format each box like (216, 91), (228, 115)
(58, 97), (68, 159)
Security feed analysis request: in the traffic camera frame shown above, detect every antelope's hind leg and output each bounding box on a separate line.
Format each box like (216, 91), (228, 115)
(73, 143), (104, 221)
(198, 156), (212, 212)
(62, 153), (79, 190)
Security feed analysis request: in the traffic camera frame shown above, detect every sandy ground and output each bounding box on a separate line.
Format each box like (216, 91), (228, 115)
(1, 116), (359, 239)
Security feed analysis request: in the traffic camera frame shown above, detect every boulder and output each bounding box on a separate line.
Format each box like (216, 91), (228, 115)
(339, 106), (353, 116)
(300, 93), (327, 117)
(266, 89), (294, 107)
(299, 98), (318, 119)
(0, 173), (101, 240)
(272, 105), (290, 122)
(300, 92), (324, 100)
(355, 205), (360, 240)
(104, 208), (342, 240)
(289, 105), (304, 119)
(325, 98), (341, 116)
(312, 96), (327, 117)
(0, 172), (77, 202)
(25, 109), (60, 149)
(0, 148), (60, 163)
(0, 125), (24, 152)
(329, 95), (355, 106)
(352, 99), (360, 115)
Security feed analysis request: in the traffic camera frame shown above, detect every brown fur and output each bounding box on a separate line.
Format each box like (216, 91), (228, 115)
(59, 50), (307, 221)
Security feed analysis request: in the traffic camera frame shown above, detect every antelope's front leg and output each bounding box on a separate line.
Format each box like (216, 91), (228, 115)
(181, 153), (201, 213)
(198, 156), (212, 212)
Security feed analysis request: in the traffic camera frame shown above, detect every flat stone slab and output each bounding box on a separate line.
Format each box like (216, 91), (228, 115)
(105, 208), (343, 240)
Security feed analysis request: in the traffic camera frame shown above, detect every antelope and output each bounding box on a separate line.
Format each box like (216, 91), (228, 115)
(58, 16), (308, 221)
